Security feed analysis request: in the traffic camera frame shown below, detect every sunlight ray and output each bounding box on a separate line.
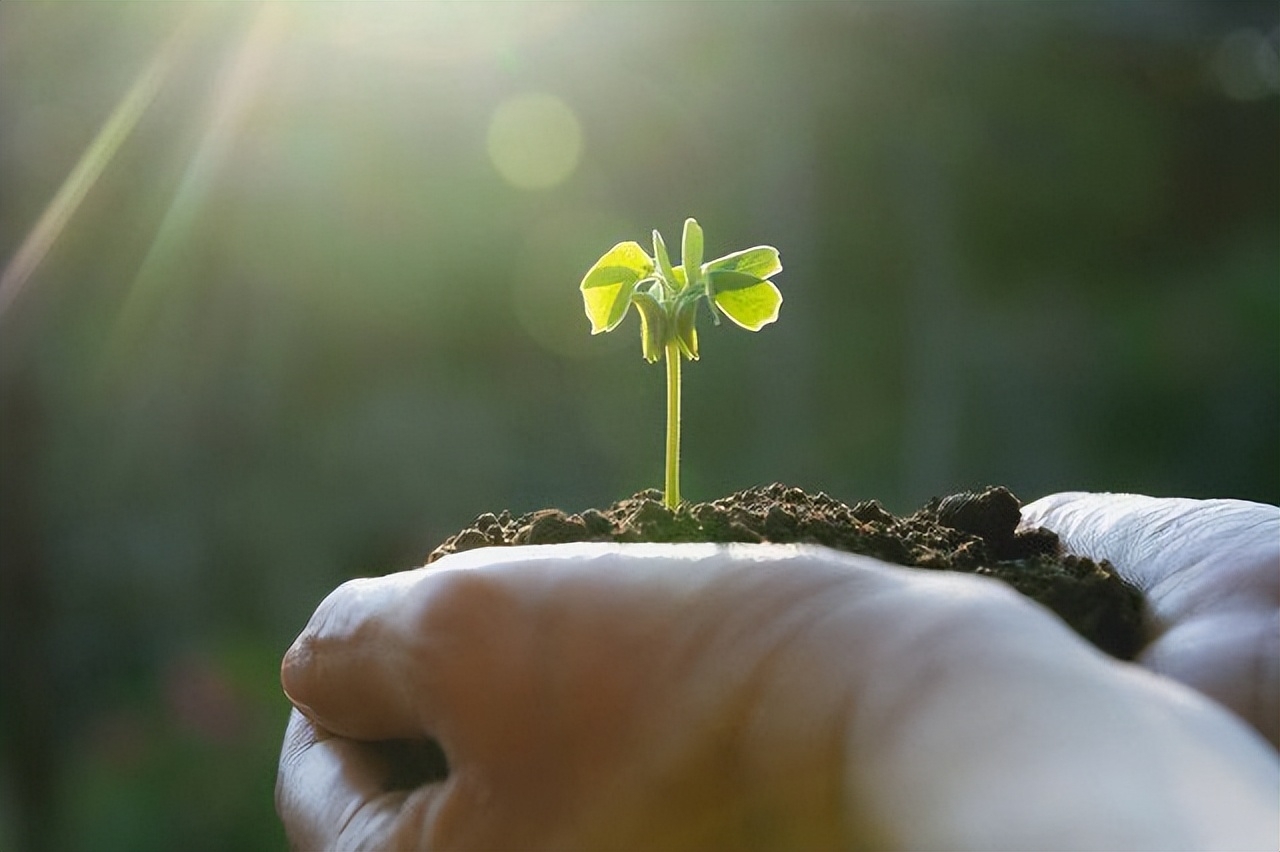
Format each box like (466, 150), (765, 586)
(104, 4), (289, 372)
(0, 12), (196, 322)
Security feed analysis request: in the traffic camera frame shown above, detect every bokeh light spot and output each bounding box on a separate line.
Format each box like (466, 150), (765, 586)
(486, 93), (583, 190)
(1211, 28), (1280, 101)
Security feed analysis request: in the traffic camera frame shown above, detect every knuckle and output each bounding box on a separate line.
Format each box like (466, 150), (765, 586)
(411, 567), (516, 637)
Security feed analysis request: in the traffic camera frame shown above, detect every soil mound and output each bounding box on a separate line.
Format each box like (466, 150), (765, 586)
(427, 484), (1146, 660)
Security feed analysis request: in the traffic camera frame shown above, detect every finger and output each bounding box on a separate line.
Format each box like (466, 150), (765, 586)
(279, 542), (906, 850)
(276, 709), (446, 852)
(281, 570), (424, 740)
(1021, 492), (1279, 748)
(281, 560), (526, 746)
(283, 544), (659, 768)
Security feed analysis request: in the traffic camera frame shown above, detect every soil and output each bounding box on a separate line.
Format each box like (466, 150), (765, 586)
(427, 483), (1146, 661)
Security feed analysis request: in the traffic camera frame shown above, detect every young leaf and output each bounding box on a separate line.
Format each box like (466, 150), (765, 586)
(703, 245), (782, 281)
(706, 269), (783, 331)
(681, 218), (703, 291)
(653, 230), (679, 295)
(580, 241), (654, 334)
(631, 290), (667, 363)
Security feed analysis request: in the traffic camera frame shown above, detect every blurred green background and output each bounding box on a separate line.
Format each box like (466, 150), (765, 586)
(1, 2), (1276, 849)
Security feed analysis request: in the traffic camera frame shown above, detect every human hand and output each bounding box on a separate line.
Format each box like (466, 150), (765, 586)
(1021, 492), (1279, 749)
(277, 498), (1279, 851)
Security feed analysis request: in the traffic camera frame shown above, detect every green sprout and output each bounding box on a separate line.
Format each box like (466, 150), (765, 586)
(580, 218), (783, 509)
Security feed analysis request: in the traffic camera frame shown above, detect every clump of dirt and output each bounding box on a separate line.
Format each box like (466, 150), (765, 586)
(427, 484), (1146, 660)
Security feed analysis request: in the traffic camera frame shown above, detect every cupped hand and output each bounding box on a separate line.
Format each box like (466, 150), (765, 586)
(277, 499), (1279, 851)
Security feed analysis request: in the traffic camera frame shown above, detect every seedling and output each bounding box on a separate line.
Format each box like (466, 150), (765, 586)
(580, 218), (783, 509)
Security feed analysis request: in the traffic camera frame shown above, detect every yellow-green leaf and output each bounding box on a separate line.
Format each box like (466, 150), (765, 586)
(703, 245), (781, 280)
(579, 241), (654, 334)
(707, 270), (782, 331)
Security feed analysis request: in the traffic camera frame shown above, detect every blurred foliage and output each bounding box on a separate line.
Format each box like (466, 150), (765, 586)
(0, 2), (1276, 850)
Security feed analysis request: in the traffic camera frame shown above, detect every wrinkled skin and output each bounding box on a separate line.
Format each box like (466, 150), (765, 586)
(277, 493), (1279, 851)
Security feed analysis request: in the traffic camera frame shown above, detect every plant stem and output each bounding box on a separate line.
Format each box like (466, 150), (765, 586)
(663, 339), (681, 509)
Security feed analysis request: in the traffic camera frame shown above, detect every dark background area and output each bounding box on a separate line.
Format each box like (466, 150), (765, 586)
(1, 2), (1276, 849)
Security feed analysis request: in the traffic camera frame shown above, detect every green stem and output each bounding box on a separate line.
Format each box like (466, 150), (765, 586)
(663, 339), (682, 509)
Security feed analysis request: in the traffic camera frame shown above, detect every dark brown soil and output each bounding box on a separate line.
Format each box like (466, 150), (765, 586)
(427, 484), (1146, 660)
